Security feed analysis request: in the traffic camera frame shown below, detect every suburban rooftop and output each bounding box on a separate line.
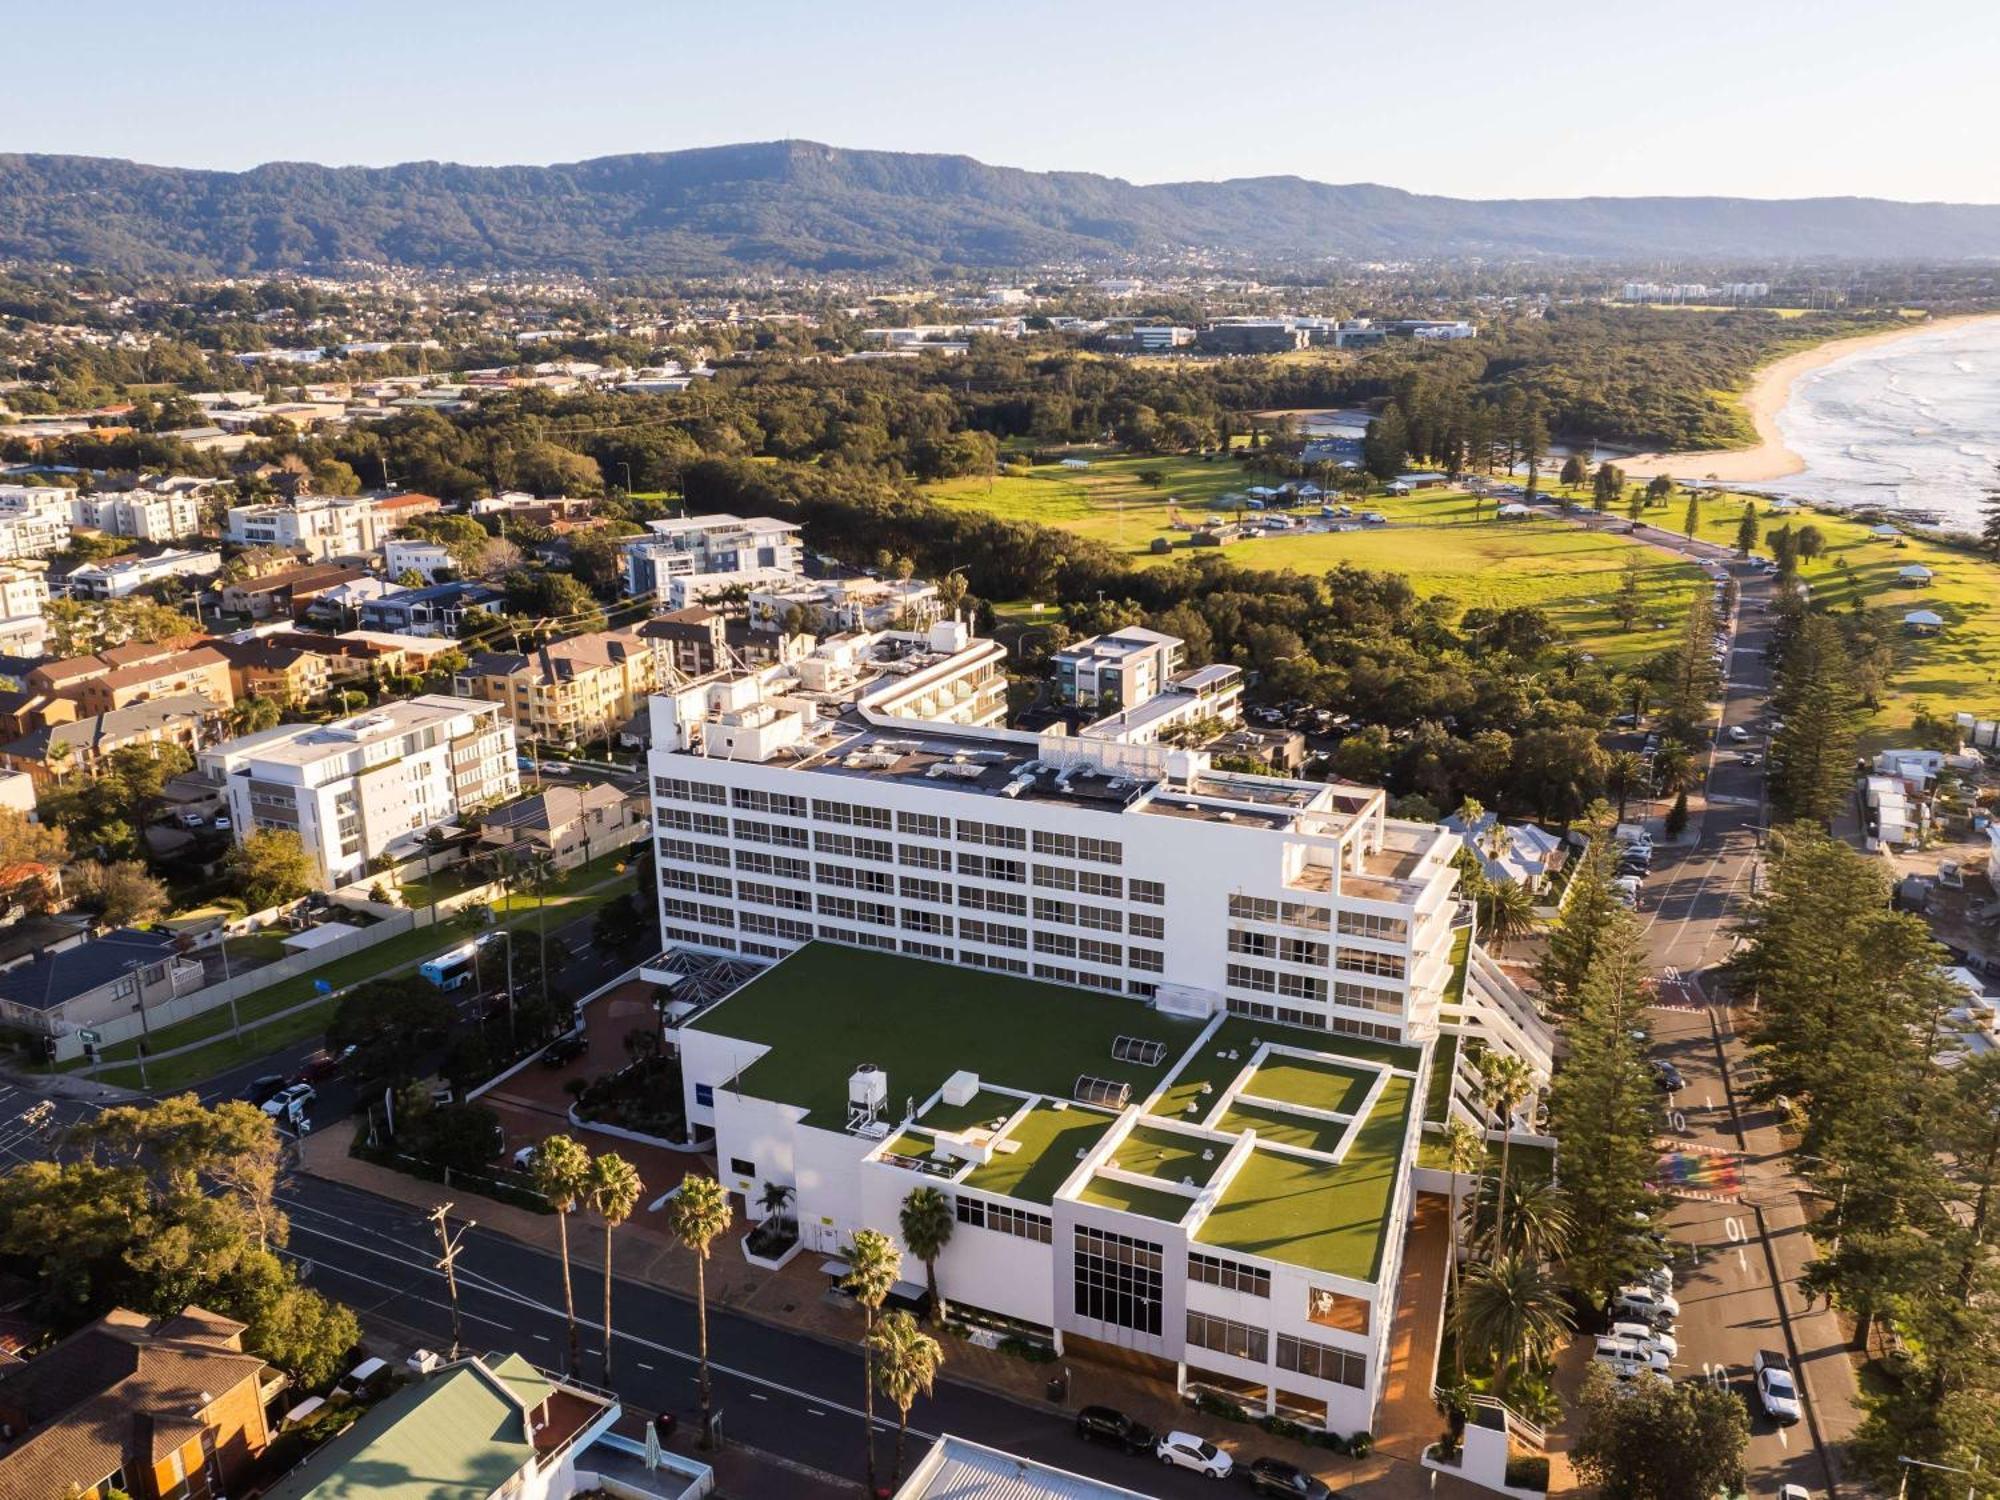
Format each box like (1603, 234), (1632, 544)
(684, 943), (1423, 1281)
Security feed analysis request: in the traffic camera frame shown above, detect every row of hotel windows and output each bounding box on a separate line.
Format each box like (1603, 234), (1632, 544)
(1184, 1313), (1367, 1387)
(1227, 929), (1407, 980)
(661, 852), (1166, 937)
(1224, 963), (1402, 1013)
(1228, 894), (1409, 945)
(1225, 995), (1404, 1044)
(660, 917), (1164, 999)
(657, 778), (1125, 865)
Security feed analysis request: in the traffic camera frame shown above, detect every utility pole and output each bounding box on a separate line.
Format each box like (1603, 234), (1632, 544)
(428, 1203), (476, 1360)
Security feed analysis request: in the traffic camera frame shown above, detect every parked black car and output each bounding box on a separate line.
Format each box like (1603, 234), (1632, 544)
(1651, 1059), (1686, 1092)
(1248, 1456), (1336, 1498)
(541, 1033), (588, 1068)
(244, 1074), (287, 1108)
(1074, 1405), (1154, 1453)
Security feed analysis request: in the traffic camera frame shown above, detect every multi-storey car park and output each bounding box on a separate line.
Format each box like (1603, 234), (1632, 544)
(643, 627), (1558, 1440)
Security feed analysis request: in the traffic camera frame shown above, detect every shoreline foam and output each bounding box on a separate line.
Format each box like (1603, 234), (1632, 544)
(1618, 312), (2000, 483)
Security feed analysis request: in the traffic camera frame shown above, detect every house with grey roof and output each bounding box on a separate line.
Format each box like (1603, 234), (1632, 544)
(0, 927), (205, 1041)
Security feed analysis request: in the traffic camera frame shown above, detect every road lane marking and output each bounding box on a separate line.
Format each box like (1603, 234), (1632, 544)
(807, 1408), (828, 1417)
(749, 1391), (769, 1401)
(533, 1333), (550, 1341)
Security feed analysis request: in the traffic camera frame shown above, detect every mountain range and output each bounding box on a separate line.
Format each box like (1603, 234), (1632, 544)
(5, 140), (2000, 277)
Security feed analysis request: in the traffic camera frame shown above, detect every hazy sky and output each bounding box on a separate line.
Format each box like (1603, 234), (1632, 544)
(13, 0), (1997, 202)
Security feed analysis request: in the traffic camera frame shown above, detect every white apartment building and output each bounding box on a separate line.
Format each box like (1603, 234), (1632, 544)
(202, 695), (519, 888)
(748, 577), (941, 636)
(70, 488), (202, 541)
(0, 485), (74, 560)
(1131, 326), (1195, 351)
(67, 548), (222, 601)
(225, 497), (383, 560)
(620, 513), (803, 598)
(1052, 627), (1185, 712)
(0, 563), (49, 657)
(384, 538), (454, 583)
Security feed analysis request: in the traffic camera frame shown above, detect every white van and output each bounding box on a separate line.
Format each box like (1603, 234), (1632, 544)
(1611, 1320), (1677, 1360)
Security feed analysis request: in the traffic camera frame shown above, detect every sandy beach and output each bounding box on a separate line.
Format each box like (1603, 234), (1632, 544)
(1619, 312), (2000, 483)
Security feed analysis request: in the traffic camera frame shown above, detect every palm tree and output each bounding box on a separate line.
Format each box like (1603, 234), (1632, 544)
(756, 1180), (795, 1230)
(898, 1186), (955, 1326)
(841, 1228), (901, 1496)
(529, 1134), (593, 1376)
(1487, 1175), (1574, 1264)
(664, 1173), (733, 1446)
(1476, 1054), (1537, 1253)
(869, 1309), (944, 1487)
(1441, 1119), (1484, 1379)
(1453, 1252), (1573, 1393)
(584, 1152), (643, 1382)
(1604, 750), (1649, 822)
(1478, 879), (1539, 951)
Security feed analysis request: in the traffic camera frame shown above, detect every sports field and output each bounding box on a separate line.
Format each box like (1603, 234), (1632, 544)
(928, 454), (1706, 666)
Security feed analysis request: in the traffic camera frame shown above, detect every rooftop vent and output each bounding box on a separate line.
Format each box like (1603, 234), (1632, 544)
(1111, 1035), (1167, 1067)
(1073, 1075), (1132, 1109)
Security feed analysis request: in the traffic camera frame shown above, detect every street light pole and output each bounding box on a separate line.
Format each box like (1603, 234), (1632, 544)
(428, 1203), (476, 1361)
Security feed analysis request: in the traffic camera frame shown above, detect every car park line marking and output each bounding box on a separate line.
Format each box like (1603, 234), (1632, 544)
(1778, 1426), (1789, 1450)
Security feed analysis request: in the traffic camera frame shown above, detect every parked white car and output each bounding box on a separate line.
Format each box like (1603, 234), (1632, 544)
(1593, 1336), (1670, 1380)
(1611, 1320), (1678, 1361)
(261, 1082), (315, 1120)
(1726, 724), (1750, 743)
(1610, 1284), (1680, 1325)
(1156, 1432), (1233, 1478)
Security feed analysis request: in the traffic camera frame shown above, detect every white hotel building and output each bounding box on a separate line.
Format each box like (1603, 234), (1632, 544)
(642, 629), (1556, 1440)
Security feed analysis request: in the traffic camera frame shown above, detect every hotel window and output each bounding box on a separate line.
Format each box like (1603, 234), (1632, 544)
(1034, 963), (1077, 984)
(815, 798), (892, 830)
(956, 1197), (1053, 1242)
(900, 843), (951, 871)
(1033, 830), (1077, 859)
(957, 853), (1025, 883)
(959, 918), (1027, 950)
(1227, 963), (1277, 994)
(1189, 1251), (1271, 1297)
(732, 788), (807, 817)
(1282, 901), (1333, 932)
(1079, 870), (1123, 900)
(900, 940), (949, 961)
(1281, 938), (1330, 967)
(966, 951), (1030, 975)
(902, 909), (952, 937)
(1033, 864), (1078, 892)
(1074, 1226), (1163, 1335)
(739, 881), (810, 912)
(1333, 980), (1401, 1013)
(1338, 910), (1408, 941)
(1131, 879), (1166, 905)
(1276, 1334), (1367, 1389)
(814, 831), (894, 864)
(1078, 938), (1122, 967)
(957, 819), (1026, 850)
(661, 838), (731, 869)
(1278, 972), (1328, 1003)
(663, 808), (730, 837)
(1338, 947), (1406, 979)
(897, 811), (949, 838)
(1034, 897), (1076, 925)
(958, 886), (1027, 917)
(1129, 912), (1166, 941)
(1186, 1310), (1268, 1364)
(1228, 930), (1276, 958)
(1077, 836), (1123, 866)
(1229, 894), (1280, 923)
(1036, 931), (1078, 958)
(1078, 905), (1121, 933)
(900, 875), (949, 905)
(655, 776), (726, 806)
(1130, 947), (1165, 973)
(737, 850), (810, 880)
(1077, 969), (1122, 993)
(735, 818), (807, 849)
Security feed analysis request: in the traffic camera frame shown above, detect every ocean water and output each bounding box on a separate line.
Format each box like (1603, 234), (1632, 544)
(1766, 318), (2000, 528)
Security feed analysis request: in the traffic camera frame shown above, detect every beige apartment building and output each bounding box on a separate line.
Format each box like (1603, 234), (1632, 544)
(454, 627), (664, 749)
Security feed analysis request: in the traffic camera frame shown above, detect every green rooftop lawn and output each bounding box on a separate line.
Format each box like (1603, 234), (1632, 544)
(963, 1103), (1113, 1205)
(1149, 1016), (1418, 1125)
(1197, 1075), (1414, 1281)
(1107, 1122), (1224, 1188)
(1218, 1100), (1350, 1156)
(1245, 1054), (1376, 1116)
(1077, 1174), (1195, 1223)
(1424, 1032), (1460, 1126)
(691, 944), (1199, 1129)
(919, 1088), (1020, 1134)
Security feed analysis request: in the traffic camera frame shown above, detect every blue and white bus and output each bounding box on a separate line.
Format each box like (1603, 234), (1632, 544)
(419, 943), (479, 992)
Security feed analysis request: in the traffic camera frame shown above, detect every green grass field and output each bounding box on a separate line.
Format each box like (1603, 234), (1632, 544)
(1554, 484), (2000, 747)
(929, 455), (1705, 665)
